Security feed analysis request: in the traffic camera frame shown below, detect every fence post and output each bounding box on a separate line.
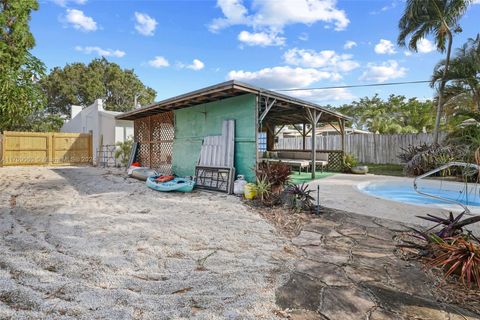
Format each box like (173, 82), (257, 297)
(47, 133), (53, 165)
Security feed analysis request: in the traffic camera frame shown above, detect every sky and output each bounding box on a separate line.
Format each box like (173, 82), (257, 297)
(32, 0), (480, 106)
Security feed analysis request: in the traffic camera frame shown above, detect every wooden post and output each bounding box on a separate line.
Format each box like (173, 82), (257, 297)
(47, 133), (53, 165)
(89, 132), (93, 165)
(302, 123), (306, 150)
(265, 124), (275, 151)
(311, 111), (317, 179)
(338, 119), (346, 154)
(0, 133), (4, 167)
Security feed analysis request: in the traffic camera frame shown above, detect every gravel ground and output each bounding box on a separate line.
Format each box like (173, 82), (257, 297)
(0, 166), (294, 319)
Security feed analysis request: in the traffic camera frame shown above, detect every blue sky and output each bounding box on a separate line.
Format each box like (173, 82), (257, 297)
(32, 0), (480, 106)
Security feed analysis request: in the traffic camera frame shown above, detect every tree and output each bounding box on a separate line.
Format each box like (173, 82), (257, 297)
(431, 34), (480, 115)
(0, 0), (46, 131)
(335, 94), (436, 134)
(40, 58), (157, 117)
(397, 0), (472, 144)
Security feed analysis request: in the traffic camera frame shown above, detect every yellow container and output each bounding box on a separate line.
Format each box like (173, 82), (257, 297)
(244, 183), (257, 200)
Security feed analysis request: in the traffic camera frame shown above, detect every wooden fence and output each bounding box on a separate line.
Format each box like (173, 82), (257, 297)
(1, 131), (93, 166)
(276, 132), (447, 164)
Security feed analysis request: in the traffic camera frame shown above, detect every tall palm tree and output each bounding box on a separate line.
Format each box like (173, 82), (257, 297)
(431, 34), (480, 114)
(397, 0), (472, 144)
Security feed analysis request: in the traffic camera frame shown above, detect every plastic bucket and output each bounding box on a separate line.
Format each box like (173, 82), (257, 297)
(244, 183), (257, 200)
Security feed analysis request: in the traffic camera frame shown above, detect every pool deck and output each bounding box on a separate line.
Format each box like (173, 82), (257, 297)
(308, 173), (480, 233)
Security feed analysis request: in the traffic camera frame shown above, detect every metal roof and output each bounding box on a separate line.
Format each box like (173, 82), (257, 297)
(116, 80), (350, 122)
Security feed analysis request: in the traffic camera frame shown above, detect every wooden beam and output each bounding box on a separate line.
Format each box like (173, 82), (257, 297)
(259, 98), (276, 123)
(327, 121), (342, 135)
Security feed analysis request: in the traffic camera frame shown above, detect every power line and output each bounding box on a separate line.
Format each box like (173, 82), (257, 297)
(275, 80), (433, 92)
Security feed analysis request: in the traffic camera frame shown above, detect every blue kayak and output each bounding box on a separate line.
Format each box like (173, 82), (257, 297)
(146, 176), (195, 192)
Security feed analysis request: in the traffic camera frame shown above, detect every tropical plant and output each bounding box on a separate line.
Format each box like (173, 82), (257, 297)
(0, 0), (47, 132)
(285, 183), (315, 212)
(414, 212), (480, 242)
(343, 153), (358, 172)
(404, 144), (464, 176)
(397, 0), (473, 144)
(398, 143), (431, 163)
(255, 177), (271, 203)
(431, 34), (480, 115)
(429, 237), (480, 288)
(114, 139), (133, 167)
(256, 162), (291, 192)
(336, 94), (435, 134)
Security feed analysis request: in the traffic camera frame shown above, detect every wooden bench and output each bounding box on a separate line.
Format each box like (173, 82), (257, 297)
(259, 151), (329, 174)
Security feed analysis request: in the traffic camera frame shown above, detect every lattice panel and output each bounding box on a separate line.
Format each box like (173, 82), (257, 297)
(151, 112), (174, 142)
(327, 151), (344, 172)
(151, 142), (173, 174)
(137, 143), (150, 168)
(134, 117), (150, 143)
(133, 112), (174, 172)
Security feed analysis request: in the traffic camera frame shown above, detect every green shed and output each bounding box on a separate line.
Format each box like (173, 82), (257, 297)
(117, 80), (349, 183)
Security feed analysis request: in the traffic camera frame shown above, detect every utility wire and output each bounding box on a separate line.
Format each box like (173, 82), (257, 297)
(275, 79), (434, 92)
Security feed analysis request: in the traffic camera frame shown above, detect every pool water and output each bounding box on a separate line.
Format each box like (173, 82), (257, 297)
(358, 180), (480, 208)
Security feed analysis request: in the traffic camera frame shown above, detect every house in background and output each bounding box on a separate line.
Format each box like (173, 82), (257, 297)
(61, 99), (133, 160)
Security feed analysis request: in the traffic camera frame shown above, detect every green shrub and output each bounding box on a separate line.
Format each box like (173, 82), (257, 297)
(114, 139), (133, 167)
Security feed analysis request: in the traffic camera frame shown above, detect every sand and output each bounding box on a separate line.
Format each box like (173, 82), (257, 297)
(0, 166), (294, 319)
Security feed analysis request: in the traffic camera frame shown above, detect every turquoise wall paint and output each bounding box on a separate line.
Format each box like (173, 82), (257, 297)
(172, 94), (257, 182)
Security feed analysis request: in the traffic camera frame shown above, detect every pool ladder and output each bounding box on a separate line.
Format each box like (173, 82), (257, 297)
(413, 161), (480, 214)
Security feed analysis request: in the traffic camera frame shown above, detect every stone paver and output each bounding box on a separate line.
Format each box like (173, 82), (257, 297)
(276, 208), (480, 320)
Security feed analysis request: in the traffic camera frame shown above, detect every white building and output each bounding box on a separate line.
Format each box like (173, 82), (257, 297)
(61, 99), (134, 160)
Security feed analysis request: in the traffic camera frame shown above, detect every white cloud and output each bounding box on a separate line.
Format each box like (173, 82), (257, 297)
(209, 0), (349, 35)
(374, 39), (396, 55)
(209, 0), (249, 32)
(360, 60), (407, 83)
(134, 12), (157, 36)
(187, 59), (205, 71)
(148, 56), (170, 68)
(75, 46), (125, 58)
(65, 9), (97, 32)
(343, 40), (357, 49)
(404, 51), (412, 57)
(227, 66), (337, 89)
(288, 88), (355, 102)
(51, 0), (87, 6)
(283, 48), (359, 72)
(238, 30), (285, 47)
(416, 38), (435, 53)
(298, 33), (309, 41)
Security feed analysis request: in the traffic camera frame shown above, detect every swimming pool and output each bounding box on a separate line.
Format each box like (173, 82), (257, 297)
(357, 180), (480, 211)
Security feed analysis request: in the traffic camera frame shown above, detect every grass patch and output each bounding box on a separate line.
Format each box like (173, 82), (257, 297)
(289, 171), (335, 185)
(362, 163), (405, 177)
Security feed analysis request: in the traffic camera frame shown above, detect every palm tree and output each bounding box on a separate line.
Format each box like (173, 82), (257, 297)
(397, 0), (472, 144)
(431, 34), (480, 114)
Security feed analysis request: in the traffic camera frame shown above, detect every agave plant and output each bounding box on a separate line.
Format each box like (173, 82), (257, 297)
(429, 237), (480, 288)
(417, 212), (480, 240)
(285, 183), (315, 212)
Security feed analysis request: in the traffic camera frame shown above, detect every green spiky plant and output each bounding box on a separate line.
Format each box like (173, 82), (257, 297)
(114, 139), (133, 167)
(255, 177), (271, 203)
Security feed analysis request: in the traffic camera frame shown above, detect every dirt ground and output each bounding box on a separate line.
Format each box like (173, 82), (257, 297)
(0, 166), (296, 319)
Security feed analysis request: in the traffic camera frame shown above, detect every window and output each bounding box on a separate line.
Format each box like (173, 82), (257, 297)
(258, 132), (267, 151)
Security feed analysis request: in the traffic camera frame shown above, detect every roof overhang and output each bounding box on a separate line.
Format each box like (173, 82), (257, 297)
(116, 80), (350, 123)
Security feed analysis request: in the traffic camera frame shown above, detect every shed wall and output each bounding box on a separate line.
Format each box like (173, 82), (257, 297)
(172, 94), (257, 182)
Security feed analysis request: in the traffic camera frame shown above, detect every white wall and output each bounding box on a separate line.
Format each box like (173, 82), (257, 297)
(61, 99), (133, 161)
